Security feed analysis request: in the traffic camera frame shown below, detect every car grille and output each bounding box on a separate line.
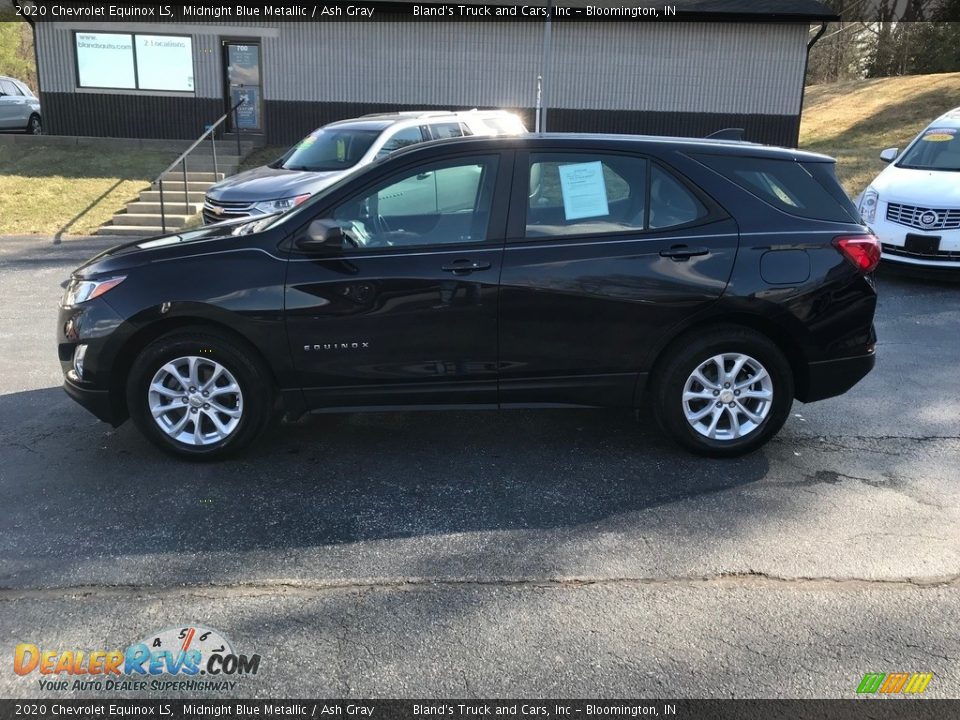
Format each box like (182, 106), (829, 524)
(881, 243), (960, 262)
(885, 203), (960, 231)
(203, 197), (256, 224)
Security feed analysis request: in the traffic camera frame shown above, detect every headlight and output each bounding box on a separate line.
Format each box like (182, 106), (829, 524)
(61, 276), (126, 307)
(859, 188), (879, 224)
(253, 194), (310, 214)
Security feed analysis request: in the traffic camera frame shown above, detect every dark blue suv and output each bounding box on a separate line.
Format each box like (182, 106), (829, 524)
(58, 134), (878, 459)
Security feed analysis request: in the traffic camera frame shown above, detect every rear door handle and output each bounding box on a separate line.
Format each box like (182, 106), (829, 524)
(659, 245), (710, 260)
(441, 259), (492, 274)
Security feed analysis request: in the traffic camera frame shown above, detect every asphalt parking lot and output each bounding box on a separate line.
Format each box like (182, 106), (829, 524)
(0, 235), (958, 699)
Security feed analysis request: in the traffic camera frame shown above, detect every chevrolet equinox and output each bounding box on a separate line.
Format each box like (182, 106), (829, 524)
(58, 134), (878, 459)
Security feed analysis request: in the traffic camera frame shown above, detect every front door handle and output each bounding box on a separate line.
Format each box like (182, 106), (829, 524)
(441, 259), (492, 274)
(659, 245), (710, 260)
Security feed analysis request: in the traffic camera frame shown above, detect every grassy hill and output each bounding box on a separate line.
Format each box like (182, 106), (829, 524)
(800, 72), (960, 197)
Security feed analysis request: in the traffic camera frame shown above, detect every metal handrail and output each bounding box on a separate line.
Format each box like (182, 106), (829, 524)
(155, 99), (245, 233)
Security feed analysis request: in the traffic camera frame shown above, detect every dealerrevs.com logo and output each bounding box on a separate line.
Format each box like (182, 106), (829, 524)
(13, 625), (261, 693)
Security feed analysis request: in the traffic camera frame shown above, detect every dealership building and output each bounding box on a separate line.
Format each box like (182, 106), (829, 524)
(28, 0), (834, 147)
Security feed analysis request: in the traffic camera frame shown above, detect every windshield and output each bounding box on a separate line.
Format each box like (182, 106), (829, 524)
(898, 127), (960, 171)
(279, 128), (381, 172)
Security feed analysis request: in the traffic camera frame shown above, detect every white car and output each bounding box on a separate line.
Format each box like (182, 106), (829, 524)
(858, 107), (960, 269)
(0, 75), (41, 134)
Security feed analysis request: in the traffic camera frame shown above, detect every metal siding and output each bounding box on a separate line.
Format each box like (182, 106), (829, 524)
(265, 22), (542, 106)
(35, 20), (808, 145)
(549, 22), (806, 114)
(261, 22), (805, 116)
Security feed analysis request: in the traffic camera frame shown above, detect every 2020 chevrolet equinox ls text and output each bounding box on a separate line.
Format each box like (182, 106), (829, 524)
(58, 134), (878, 460)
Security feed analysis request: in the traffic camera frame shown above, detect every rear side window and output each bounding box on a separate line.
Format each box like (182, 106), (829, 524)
(376, 127), (424, 159)
(650, 165), (707, 230)
(694, 154), (857, 223)
(430, 122), (464, 139)
(526, 153), (707, 237)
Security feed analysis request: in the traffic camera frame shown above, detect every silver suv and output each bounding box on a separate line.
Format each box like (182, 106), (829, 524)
(203, 109), (526, 224)
(0, 76), (41, 134)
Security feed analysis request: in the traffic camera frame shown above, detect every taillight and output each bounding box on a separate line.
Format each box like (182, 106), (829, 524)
(833, 235), (880, 273)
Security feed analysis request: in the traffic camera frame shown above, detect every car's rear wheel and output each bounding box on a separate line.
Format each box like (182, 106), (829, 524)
(127, 329), (275, 460)
(26, 114), (41, 135)
(652, 326), (793, 457)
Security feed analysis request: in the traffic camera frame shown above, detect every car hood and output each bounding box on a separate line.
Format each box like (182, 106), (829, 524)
(206, 165), (351, 203)
(72, 216), (269, 278)
(872, 165), (960, 206)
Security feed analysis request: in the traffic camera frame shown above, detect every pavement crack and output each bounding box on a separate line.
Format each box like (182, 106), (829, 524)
(1, 572), (959, 600)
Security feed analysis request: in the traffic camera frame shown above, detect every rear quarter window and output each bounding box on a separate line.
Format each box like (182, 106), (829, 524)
(692, 154), (858, 223)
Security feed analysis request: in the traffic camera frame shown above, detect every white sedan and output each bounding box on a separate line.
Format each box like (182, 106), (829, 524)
(858, 108), (960, 269)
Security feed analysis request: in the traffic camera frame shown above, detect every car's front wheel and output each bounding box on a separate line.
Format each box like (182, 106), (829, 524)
(126, 329), (275, 460)
(652, 326), (793, 457)
(26, 114), (41, 135)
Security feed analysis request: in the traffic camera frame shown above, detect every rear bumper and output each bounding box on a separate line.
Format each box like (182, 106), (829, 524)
(798, 352), (876, 403)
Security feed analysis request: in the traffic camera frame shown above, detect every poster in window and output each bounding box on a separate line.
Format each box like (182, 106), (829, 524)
(136, 35), (194, 92)
(558, 161), (610, 220)
(75, 33), (135, 89)
(231, 87), (261, 130)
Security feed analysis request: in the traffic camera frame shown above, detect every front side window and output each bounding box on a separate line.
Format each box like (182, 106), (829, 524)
(375, 127), (424, 159)
(331, 156), (499, 249)
(280, 128), (381, 171)
(12, 80), (34, 97)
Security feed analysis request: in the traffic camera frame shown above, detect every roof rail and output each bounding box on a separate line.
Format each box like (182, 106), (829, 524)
(705, 128), (746, 141)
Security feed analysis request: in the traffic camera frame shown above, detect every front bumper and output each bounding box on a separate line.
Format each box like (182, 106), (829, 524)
(63, 375), (121, 425)
(799, 352), (876, 403)
(57, 297), (127, 425)
(869, 210), (960, 269)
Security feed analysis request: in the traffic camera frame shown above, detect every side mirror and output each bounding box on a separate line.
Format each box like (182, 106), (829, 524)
(295, 219), (345, 252)
(879, 147), (898, 163)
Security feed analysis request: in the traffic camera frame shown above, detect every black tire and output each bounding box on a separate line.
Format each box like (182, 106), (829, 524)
(126, 328), (275, 460)
(26, 114), (41, 135)
(651, 325), (794, 457)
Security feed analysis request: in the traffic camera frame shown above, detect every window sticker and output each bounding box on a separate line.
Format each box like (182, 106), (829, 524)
(922, 128), (956, 142)
(558, 161), (610, 220)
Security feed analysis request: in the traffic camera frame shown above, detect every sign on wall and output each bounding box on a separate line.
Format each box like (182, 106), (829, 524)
(75, 33), (136, 89)
(75, 32), (194, 92)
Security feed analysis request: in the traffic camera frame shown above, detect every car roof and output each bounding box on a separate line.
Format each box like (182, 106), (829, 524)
(324, 109), (517, 132)
(385, 133), (835, 163)
(927, 107), (960, 129)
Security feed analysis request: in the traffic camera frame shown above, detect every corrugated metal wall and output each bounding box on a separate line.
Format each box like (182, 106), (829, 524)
(264, 21), (805, 115)
(35, 20), (808, 142)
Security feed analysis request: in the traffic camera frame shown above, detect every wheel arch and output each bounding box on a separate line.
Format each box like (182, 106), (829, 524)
(106, 316), (279, 423)
(639, 311), (810, 405)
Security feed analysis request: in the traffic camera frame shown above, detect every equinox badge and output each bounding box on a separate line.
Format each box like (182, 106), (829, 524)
(304, 342), (370, 351)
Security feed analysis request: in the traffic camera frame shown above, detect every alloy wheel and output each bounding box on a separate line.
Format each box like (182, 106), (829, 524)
(147, 356), (243, 446)
(681, 352), (773, 441)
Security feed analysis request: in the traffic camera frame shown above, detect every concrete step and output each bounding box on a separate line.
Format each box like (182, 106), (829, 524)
(97, 225), (167, 237)
(124, 201), (203, 215)
(151, 181), (215, 193)
(140, 190), (208, 203)
(111, 212), (194, 227)
(160, 171), (225, 183)
(159, 163), (239, 176)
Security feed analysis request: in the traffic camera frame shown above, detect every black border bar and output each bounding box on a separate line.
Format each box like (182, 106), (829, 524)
(0, 700), (957, 720)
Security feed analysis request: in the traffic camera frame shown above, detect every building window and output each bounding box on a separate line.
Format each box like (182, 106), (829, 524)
(75, 32), (194, 92)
